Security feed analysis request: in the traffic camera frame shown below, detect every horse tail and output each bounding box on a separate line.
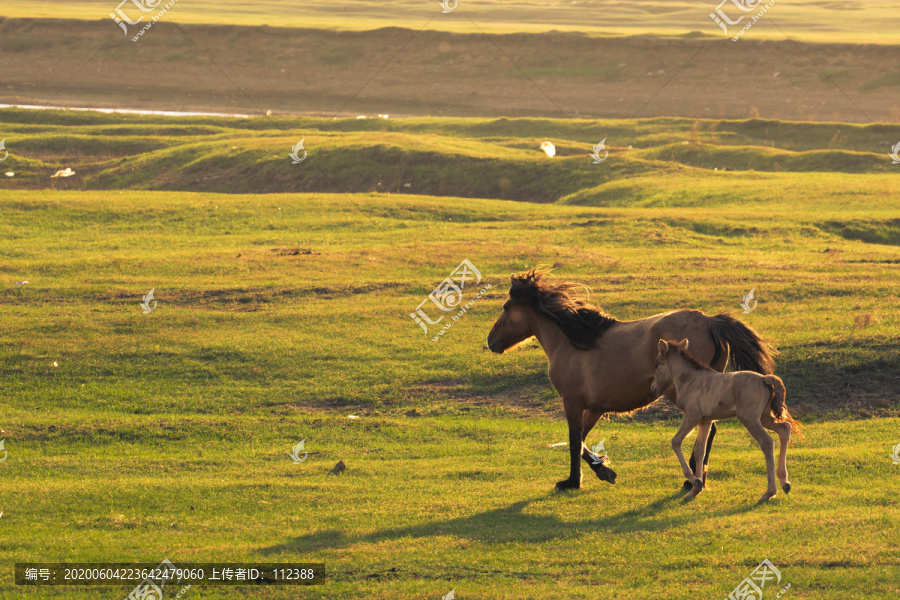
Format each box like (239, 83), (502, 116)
(764, 375), (803, 437)
(708, 313), (778, 374)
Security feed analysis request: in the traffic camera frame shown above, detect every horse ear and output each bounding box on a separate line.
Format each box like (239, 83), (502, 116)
(680, 338), (689, 350)
(658, 339), (668, 354)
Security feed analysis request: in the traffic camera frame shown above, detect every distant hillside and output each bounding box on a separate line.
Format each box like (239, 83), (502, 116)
(0, 18), (899, 121)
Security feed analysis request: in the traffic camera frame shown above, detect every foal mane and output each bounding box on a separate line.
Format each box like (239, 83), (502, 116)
(509, 268), (617, 350)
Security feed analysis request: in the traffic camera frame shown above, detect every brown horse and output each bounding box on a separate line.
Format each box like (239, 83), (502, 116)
(487, 268), (777, 491)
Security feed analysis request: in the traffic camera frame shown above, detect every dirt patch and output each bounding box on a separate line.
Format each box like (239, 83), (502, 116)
(400, 379), (563, 419)
(270, 247), (318, 256)
(276, 397), (372, 415)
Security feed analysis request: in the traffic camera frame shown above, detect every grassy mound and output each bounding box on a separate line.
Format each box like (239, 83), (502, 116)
(2, 111), (898, 204)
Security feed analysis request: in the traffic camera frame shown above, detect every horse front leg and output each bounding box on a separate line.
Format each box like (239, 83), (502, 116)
(556, 398), (584, 491)
(581, 408), (616, 484)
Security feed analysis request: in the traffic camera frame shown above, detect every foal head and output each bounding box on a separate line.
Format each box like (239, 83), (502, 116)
(650, 338), (690, 396)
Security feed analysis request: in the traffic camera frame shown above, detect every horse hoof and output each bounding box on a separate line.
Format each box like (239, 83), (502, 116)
(682, 480), (694, 492)
(594, 464), (617, 485)
(782, 482), (791, 494)
(555, 480), (581, 491)
(758, 491), (776, 502)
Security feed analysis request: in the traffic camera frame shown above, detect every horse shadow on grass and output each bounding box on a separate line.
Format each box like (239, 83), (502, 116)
(258, 489), (764, 555)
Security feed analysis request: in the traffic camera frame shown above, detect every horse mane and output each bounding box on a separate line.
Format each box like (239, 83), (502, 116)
(509, 268), (617, 350)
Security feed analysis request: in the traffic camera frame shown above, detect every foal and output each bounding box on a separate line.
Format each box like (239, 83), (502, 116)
(650, 339), (801, 502)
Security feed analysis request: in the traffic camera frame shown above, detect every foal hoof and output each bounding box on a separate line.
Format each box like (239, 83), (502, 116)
(682, 468), (708, 491)
(782, 482), (791, 494)
(692, 479), (704, 491)
(683, 478), (705, 492)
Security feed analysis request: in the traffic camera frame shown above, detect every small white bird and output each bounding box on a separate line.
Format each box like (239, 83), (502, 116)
(50, 168), (75, 178)
(890, 141), (900, 164)
(15, 281), (28, 286)
(442, 589), (456, 600)
(540, 141), (556, 157)
(890, 441), (900, 465)
(4, 172), (13, 177)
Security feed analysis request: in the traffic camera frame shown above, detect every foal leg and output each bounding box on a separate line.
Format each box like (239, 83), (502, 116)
(581, 409), (616, 484)
(692, 422), (713, 490)
(556, 400), (584, 491)
(672, 415), (703, 496)
(686, 421), (717, 490)
(685, 421), (718, 482)
(742, 417), (778, 502)
(762, 412), (792, 494)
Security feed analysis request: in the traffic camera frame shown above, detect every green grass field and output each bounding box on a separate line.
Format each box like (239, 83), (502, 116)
(1, 109), (899, 599)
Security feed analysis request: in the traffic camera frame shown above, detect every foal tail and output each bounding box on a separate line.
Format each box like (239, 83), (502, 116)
(708, 313), (778, 374)
(763, 375), (803, 436)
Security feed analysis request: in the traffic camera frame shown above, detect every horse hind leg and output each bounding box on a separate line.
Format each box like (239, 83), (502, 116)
(741, 416), (778, 502)
(762, 411), (792, 494)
